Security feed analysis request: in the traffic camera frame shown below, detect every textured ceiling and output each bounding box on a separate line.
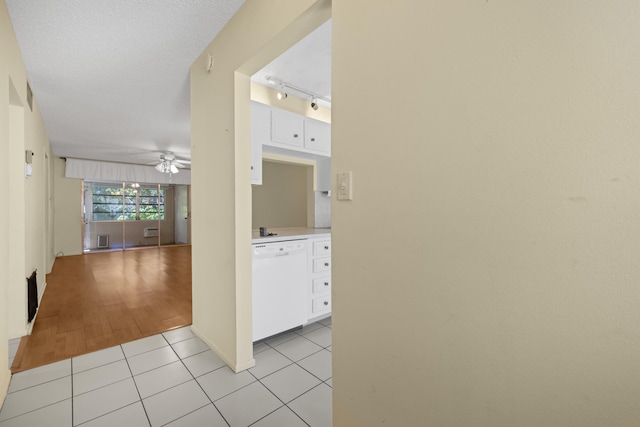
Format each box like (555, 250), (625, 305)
(252, 19), (332, 107)
(5, 0), (331, 166)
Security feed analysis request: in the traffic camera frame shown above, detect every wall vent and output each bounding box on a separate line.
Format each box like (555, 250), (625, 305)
(144, 227), (159, 238)
(97, 234), (109, 248)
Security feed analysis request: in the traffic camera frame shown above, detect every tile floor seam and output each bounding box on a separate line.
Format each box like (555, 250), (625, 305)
(138, 376), (194, 401)
(284, 383), (329, 425)
(271, 344), (325, 366)
(188, 368), (232, 426)
(0, 398), (72, 425)
(255, 356), (328, 404)
(245, 404), (298, 427)
(158, 402), (212, 427)
(257, 367), (322, 406)
(71, 376), (133, 399)
(207, 377), (259, 404)
(252, 357), (296, 380)
(121, 345), (153, 427)
(6, 374), (72, 394)
(72, 357), (126, 376)
(189, 363), (227, 380)
(73, 401), (141, 427)
(295, 362), (329, 383)
(70, 359), (75, 426)
(298, 328), (331, 348)
(129, 353), (182, 377)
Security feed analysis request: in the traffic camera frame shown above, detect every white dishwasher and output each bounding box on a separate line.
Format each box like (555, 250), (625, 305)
(252, 239), (308, 342)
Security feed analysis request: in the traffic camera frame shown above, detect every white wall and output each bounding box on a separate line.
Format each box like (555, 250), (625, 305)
(332, 1), (640, 426)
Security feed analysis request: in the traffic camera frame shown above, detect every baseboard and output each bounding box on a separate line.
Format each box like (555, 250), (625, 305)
(0, 368), (11, 408)
(190, 325), (256, 373)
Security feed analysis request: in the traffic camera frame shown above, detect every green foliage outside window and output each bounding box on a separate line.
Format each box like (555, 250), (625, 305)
(91, 184), (164, 221)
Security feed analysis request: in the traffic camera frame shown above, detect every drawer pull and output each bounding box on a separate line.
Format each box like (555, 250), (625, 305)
(311, 138), (315, 142)
(324, 301), (329, 306)
(293, 133), (299, 138)
(324, 245), (329, 250)
(324, 262), (329, 267)
(324, 282), (329, 286)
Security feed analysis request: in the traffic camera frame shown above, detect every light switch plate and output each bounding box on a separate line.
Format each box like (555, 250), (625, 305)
(337, 171), (353, 201)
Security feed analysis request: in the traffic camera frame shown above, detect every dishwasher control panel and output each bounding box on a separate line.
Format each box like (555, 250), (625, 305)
(253, 240), (306, 256)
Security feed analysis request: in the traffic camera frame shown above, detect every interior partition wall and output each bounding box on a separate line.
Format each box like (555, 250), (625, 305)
(83, 181), (188, 252)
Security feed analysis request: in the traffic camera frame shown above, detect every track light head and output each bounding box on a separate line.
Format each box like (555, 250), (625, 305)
(277, 83), (287, 100)
(311, 97), (318, 110)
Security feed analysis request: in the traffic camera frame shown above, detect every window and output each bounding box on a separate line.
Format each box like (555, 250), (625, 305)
(91, 184), (164, 221)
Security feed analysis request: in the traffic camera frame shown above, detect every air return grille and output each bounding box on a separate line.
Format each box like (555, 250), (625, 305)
(97, 234), (109, 249)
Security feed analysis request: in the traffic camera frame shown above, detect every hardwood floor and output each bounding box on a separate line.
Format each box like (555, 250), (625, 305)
(11, 245), (192, 373)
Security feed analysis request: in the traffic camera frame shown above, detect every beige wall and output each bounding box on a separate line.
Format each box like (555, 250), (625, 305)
(190, 0), (330, 371)
(252, 161), (309, 229)
(0, 1), (12, 399)
(332, 2), (640, 426)
(1, 0), (54, 401)
(53, 157), (82, 256)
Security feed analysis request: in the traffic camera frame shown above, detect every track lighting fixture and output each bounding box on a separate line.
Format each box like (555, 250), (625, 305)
(277, 83), (288, 100)
(265, 75), (330, 107)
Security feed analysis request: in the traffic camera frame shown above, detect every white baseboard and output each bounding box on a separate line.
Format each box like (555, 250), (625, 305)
(190, 325), (255, 373)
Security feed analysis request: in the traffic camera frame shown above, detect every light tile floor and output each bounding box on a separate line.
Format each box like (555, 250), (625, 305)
(7, 339), (19, 370)
(0, 318), (332, 427)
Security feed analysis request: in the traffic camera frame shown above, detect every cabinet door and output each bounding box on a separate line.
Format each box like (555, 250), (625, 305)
(271, 109), (304, 148)
(251, 102), (270, 185)
(304, 119), (331, 154)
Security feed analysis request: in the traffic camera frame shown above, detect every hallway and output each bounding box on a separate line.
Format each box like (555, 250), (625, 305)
(11, 246), (192, 373)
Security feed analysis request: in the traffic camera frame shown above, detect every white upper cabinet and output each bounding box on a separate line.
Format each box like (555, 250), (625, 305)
(252, 101), (331, 190)
(267, 104), (330, 156)
(271, 109), (305, 148)
(251, 102), (270, 185)
(304, 118), (331, 155)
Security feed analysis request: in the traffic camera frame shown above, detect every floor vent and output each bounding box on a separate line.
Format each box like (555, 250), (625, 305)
(97, 234), (109, 248)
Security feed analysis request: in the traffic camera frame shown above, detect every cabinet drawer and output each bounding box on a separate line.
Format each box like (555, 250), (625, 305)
(312, 277), (331, 294)
(313, 257), (331, 273)
(312, 295), (331, 314)
(312, 240), (331, 256)
(271, 109), (304, 147)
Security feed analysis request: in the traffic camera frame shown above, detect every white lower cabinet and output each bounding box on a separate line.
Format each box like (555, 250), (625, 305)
(308, 237), (331, 320)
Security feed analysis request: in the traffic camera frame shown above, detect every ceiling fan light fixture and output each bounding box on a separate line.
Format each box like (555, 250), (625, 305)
(155, 162), (165, 173)
(170, 164), (179, 174)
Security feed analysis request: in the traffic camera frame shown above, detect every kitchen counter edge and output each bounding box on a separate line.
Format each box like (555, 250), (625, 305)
(252, 228), (331, 244)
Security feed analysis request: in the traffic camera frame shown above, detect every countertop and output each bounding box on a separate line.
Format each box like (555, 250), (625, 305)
(251, 227), (331, 244)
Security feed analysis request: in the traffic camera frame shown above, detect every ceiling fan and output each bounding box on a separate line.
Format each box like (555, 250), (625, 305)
(154, 152), (189, 175)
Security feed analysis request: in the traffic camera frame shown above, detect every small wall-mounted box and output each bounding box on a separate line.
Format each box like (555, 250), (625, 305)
(144, 227), (159, 238)
(97, 234), (109, 249)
